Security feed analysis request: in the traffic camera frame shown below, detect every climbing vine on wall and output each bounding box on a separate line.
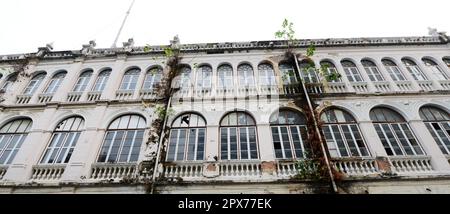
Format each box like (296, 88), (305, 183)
(274, 19), (343, 190)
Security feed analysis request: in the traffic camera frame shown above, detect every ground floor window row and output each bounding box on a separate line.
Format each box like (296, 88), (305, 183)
(165, 105), (450, 162)
(0, 105), (448, 167)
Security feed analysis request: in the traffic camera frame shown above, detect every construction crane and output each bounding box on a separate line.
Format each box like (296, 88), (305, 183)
(111, 0), (136, 48)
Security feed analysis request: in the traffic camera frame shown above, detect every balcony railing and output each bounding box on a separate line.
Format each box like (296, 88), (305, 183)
(215, 88), (235, 97)
(115, 90), (134, 100)
(219, 161), (262, 178)
(38, 93), (54, 103)
(390, 156), (434, 174)
(417, 80), (435, 91)
(395, 81), (414, 92)
(326, 82), (347, 93)
(305, 83), (323, 94)
(276, 161), (297, 178)
(140, 89), (158, 100)
(282, 83), (302, 95)
(373, 81), (392, 93)
(162, 162), (204, 180)
(237, 87), (258, 96)
(87, 91), (102, 101)
(0, 165), (7, 180)
(332, 157), (379, 176)
(16, 94), (32, 104)
(439, 80), (450, 90)
(351, 82), (369, 93)
(193, 88), (212, 98)
(259, 86), (279, 95)
(90, 163), (138, 181)
(67, 92), (83, 102)
(30, 164), (66, 181)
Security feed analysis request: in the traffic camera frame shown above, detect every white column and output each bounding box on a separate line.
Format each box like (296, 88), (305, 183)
(102, 55), (126, 100)
(358, 121), (388, 157)
(257, 124), (275, 161)
(408, 120), (450, 172)
(132, 69), (147, 99)
(60, 129), (102, 182)
(2, 106), (57, 183)
(205, 125), (219, 161)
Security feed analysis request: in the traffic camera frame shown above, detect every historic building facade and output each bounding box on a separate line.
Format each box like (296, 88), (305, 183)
(0, 33), (449, 193)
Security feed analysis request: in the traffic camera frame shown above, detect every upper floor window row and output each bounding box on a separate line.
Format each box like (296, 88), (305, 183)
(9, 56), (450, 98)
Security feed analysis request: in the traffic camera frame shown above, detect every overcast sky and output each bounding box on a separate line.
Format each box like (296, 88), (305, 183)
(1, 0), (449, 55)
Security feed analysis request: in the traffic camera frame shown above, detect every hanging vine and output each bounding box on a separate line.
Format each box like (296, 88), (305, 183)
(274, 19), (343, 189)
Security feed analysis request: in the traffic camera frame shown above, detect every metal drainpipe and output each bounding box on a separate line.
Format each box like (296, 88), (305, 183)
(293, 56), (338, 193)
(150, 90), (172, 194)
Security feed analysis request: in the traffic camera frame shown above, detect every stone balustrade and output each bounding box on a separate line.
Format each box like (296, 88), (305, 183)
(439, 80), (450, 90)
(332, 157), (379, 176)
(66, 92), (83, 102)
(395, 81), (414, 92)
(389, 156), (434, 174)
(38, 93), (54, 103)
(87, 91), (102, 101)
(326, 82), (347, 93)
(351, 82), (369, 93)
(16, 94), (32, 104)
(162, 162), (204, 180)
(417, 80), (435, 91)
(90, 163), (138, 181)
(115, 90), (134, 100)
(373, 81), (392, 93)
(31, 164), (66, 181)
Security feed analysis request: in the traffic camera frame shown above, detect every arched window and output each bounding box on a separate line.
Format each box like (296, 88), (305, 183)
(258, 63), (276, 86)
(382, 59), (405, 81)
(40, 116), (84, 164)
(320, 61), (341, 82)
(270, 110), (307, 159)
(299, 61), (319, 83)
(119, 68), (140, 90)
(167, 113), (206, 161)
(443, 57), (450, 67)
(238, 64), (255, 87)
(341, 60), (363, 82)
(0, 118), (32, 165)
(1, 73), (18, 91)
(422, 58), (448, 80)
(362, 60), (384, 82)
(142, 67), (162, 90)
(402, 58), (427, 81)
(279, 63), (297, 85)
(321, 108), (369, 157)
(220, 111), (258, 160)
(23, 73), (46, 95)
(92, 69), (111, 92)
(370, 107), (424, 156)
(217, 64), (233, 89)
(97, 114), (146, 163)
(179, 66), (192, 88)
(44, 71), (66, 94)
(73, 70), (93, 92)
(420, 106), (450, 154)
(196, 65), (212, 89)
